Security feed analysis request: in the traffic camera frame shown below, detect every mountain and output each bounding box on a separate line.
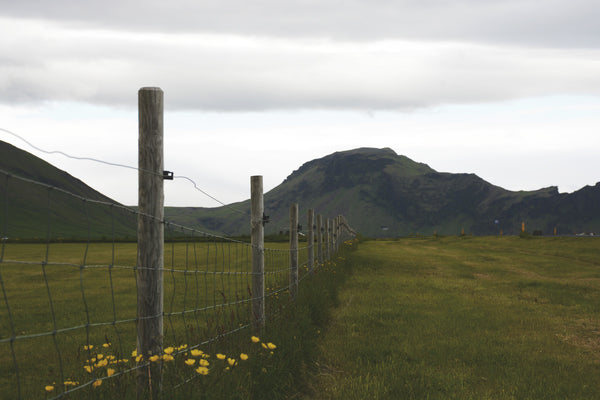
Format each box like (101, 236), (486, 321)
(165, 147), (600, 237)
(0, 141), (136, 240)
(2, 142), (599, 239)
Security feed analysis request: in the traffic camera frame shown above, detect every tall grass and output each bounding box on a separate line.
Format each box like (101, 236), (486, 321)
(309, 236), (600, 400)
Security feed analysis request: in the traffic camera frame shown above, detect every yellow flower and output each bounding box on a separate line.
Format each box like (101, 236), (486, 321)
(190, 349), (203, 357)
(162, 354), (174, 362)
(184, 359), (196, 366)
(135, 354), (143, 363)
(216, 353), (226, 360)
(267, 343), (277, 350)
(92, 379), (102, 388)
(95, 359), (108, 368)
(164, 347), (174, 355)
(103, 343), (111, 348)
(83, 345), (94, 351)
(84, 365), (93, 373)
(45, 385), (54, 392)
(195, 366), (209, 375)
(64, 380), (78, 386)
(149, 355), (160, 362)
(131, 349), (138, 357)
(227, 358), (237, 366)
(251, 336), (260, 343)
(199, 359), (210, 367)
(261, 343), (268, 349)
(240, 353), (248, 361)
(177, 344), (188, 351)
(107, 368), (115, 377)
(97, 354), (104, 360)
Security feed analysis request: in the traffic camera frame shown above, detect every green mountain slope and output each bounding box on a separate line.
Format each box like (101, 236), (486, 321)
(165, 147), (600, 237)
(0, 141), (136, 240)
(3, 142), (599, 239)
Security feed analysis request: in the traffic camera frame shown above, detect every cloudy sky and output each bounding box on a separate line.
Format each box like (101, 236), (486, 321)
(1, 0), (599, 207)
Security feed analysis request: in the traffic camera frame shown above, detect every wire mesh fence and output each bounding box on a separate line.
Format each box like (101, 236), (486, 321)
(0, 165), (353, 399)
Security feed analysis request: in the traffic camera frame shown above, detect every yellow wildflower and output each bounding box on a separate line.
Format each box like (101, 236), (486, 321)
(177, 344), (188, 351)
(162, 354), (174, 362)
(135, 354), (143, 363)
(240, 353), (248, 361)
(95, 359), (108, 368)
(83, 345), (94, 351)
(267, 343), (277, 350)
(184, 359), (196, 366)
(131, 349), (138, 357)
(103, 343), (111, 348)
(227, 358), (237, 366)
(195, 366), (209, 375)
(190, 349), (203, 357)
(261, 343), (268, 349)
(199, 359), (210, 367)
(45, 385), (54, 392)
(97, 354), (104, 360)
(164, 347), (174, 355)
(216, 353), (226, 360)
(251, 336), (260, 343)
(107, 368), (115, 377)
(149, 355), (160, 362)
(92, 380), (102, 388)
(84, 365), (93, 373)
(64, 380), (78, 386)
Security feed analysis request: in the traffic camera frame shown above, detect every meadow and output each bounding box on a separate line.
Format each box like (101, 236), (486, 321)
(308, 236), (600, 399)
(2, 236), (599, 399)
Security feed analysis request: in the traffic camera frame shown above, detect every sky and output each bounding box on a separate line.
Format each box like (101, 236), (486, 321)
(1, 0), (599, 207)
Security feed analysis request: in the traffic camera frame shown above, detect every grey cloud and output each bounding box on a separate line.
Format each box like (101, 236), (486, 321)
(2, 0), (600, 48)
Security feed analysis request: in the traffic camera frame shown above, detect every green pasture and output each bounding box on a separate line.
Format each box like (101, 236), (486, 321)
(309, 236), (600, 399)
(0, 240), (308, 399)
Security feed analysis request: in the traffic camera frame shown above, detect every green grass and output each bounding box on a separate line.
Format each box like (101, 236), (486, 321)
(0, 239), (315, 399)
(308, 236), (600, 400)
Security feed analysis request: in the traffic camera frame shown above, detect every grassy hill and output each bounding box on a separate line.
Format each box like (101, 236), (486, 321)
(2, 142), (599, 239)
(0, 141), (136, 240)
(165, 148), (600, 237)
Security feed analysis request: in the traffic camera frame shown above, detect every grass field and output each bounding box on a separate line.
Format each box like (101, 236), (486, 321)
(0, 239), (306, 399)
(308, 236), (600, 400)
(2, 236), (599, 399)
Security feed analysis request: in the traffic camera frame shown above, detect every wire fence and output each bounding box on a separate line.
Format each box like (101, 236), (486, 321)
(0, 131), (355, 398)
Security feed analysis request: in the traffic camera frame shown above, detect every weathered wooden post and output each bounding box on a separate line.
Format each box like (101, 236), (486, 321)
(136, 87), (164, 399)
(317, 214), (323, 266)
(289, 203), (298, 300)
(251, 176), (265, 329)
(307, 209), (314, 273)
(326, 218), (331, 261)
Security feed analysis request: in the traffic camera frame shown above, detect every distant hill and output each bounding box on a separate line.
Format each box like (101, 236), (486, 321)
(0, 140), (136, 240)
(2, 142), (599, 239)
(165, 147), (600, 237)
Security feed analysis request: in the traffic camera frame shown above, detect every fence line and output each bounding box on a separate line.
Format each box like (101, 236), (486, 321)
(0, 90), (355, 399)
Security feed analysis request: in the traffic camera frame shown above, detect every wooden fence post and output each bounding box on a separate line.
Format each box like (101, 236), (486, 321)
(251, 176), (265, 330)
(289, 203), (298, 300)
(307, 209), (314, 273)
(317, 214), (323, 266)
(136, 87), (164, 399)
(326, 218), (331, 261)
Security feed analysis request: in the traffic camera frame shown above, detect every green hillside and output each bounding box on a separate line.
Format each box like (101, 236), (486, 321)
(165, 148), (600, 237)
(0, 141), (136, 241)
(2, 142), (599, 239)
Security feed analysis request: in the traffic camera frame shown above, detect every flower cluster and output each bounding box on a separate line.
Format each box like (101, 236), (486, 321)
(44, 336), (277, 394)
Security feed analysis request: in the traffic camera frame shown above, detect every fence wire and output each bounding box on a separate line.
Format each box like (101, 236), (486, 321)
(0, 166), (353, 399)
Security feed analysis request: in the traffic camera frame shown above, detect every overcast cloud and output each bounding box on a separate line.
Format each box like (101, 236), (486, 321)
(1, 0), (599, 209)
